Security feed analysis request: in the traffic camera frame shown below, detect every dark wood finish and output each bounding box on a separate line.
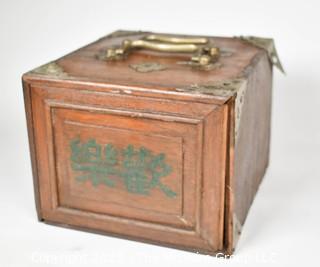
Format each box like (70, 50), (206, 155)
(224, 53), (273, 253)
(22, 30), (273, 255)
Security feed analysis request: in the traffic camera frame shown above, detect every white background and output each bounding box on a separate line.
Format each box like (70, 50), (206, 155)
(0, 0), (319, 266)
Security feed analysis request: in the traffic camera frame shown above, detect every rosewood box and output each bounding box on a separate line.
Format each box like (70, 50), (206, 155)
(22, 30), (281, 255)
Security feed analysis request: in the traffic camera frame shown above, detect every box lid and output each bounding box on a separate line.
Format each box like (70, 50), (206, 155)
(24, 30), (269, 103)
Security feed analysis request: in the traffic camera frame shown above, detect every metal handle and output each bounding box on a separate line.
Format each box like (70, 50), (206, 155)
(120, 39), (200, 53)
(105, 34), (220, 66)
(144, 34), (208, 44)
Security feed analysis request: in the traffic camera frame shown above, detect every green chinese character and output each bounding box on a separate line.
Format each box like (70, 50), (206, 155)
(121, 145), (176, 198)
(70, 138), (117, 187)
(70, 138), (177, 198)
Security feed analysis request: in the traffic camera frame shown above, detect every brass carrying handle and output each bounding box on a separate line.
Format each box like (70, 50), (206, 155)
(105, 34), (220, 66)
(144, 34), (208, 44)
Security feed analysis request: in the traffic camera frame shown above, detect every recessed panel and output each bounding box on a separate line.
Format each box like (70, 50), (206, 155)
(52, 107), (200, 228)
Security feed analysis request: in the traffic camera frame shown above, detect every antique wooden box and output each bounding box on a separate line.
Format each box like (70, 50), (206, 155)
(22, 30), (281, 255)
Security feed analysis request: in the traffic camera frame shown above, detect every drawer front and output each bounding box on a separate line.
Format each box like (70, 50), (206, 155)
(27, 84), (228, 253)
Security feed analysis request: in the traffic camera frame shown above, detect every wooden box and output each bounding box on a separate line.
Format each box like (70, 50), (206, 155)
(22, 30), (277, 255)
